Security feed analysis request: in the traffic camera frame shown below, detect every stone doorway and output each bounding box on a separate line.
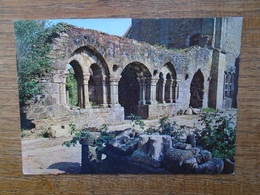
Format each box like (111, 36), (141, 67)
(189, 69), (204, 108)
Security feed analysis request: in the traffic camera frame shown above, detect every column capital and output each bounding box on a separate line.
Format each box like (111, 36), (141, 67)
(83, 73), (90, 81)
(137, 77), (147, 85)
(110, 74), (121, 83)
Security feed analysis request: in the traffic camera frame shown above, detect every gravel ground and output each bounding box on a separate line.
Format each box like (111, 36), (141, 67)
(21, 114), (216, 175)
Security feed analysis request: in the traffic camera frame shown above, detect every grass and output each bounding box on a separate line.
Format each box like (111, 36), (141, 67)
(201, 108), (217, 113)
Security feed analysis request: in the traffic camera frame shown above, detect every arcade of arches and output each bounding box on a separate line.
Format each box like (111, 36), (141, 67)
(25, 26), (239, 133)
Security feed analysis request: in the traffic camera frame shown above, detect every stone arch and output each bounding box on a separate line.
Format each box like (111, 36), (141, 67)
(189, 69), (204, 108)
(70, 46), (110, 108)
(72, 45), (110, 76)
(156, 62), (178, 103)
(119, 62), (152, 117)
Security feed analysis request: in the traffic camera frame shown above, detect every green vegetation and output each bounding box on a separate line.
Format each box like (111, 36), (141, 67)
(15, 20), (72, 104)
(154, 43), (191, 53)
(63, 123), (95, 147)
(63, 124), (116, 155)
(195, 112), (236, 159)
(201, 107), (217, 113)
(158, 116), (185, 142)
(66, 70), (78, 106)
(130, 114), (146, 131)
(38, 128), (54, 138)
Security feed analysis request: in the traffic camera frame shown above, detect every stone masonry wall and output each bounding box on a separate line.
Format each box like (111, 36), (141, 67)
(24, 24), (214, 136)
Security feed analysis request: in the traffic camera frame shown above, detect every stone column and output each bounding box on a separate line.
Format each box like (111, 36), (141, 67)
(101, 75), (108, 107)
(137, 77), (146, 105)
(166, 79), (173, 103)
(83, 74), (90, 108)
(161, 79), (166, 104)
(61, 74), (67, 105)
(173, 79), (180, 103)
(109, 75), (121, 107)
(149, 78), (158, 104)
(208, 50), (225, 109)
(59, 75), (66, 105)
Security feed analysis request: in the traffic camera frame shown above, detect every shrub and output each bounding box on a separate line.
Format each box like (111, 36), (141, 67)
(63, 124), (95, 147)
(159, 116), (185, 142)
(38, 128), (53, 138)
(130, 114), (145, 131)
(194, 112), (236, 159)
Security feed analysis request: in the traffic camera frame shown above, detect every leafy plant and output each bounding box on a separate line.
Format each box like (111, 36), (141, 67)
(94, 130), (115, 154)
(130, 114), (145, 131)
(194, 112), (236, 159)
(158, 116), (185, 142)
(63, 124), (95, 147)
(145, 126), (158, 135)
(38, 128), (53, 138)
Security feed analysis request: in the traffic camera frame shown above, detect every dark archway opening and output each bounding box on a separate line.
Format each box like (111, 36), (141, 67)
(232, 57), (239, 108)
(189, 34), (201, 47)
(156, 72), (164, 103)
(119, 62), (151, 118)
(89, 63), (102, 107)
(189, 69), (204, 108)
(66, 60), (83, 108)
(119, 66), (140, 117)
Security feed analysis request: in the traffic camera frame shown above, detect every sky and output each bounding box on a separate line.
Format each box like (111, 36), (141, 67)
(51, 18), (132, 37)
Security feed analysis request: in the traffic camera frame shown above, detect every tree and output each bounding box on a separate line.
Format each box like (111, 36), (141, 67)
(15, 21), (72, 104)
(15, 20), (52, 104)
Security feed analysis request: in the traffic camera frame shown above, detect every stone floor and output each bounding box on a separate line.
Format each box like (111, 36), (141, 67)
(20, 114), (215, 175)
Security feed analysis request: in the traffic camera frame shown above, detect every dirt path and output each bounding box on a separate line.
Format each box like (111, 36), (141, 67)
(22, 115), (202, 175)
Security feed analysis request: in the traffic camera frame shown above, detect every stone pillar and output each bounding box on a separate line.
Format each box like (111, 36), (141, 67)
(83, 74), (90, 108)
(60, 74), (67, 105)
(149, 78), (158, 104)
(161, 79), (166, 104)
(137, 77), (146, 105)
(167, 79), (173, 103)
(173, 79), (180, 103)
(101, 75), (108, 107)
(208, 50), (225, 109)
(109, 75), (121, 107)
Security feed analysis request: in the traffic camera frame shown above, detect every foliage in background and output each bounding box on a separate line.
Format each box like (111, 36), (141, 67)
(194, 112), (236, 159)
(15, 20), (72, 104)
(66, 70), (78, 106)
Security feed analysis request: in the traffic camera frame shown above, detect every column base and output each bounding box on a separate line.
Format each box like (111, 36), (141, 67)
(138, 100), (146, 105)
(109, 103), (122, 108)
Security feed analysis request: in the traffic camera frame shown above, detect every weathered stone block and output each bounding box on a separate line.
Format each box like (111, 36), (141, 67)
(163, 148), (194, 173)
(195, 157), (224, 174)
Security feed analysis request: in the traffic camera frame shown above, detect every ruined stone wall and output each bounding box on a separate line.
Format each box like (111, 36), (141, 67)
(127, 17), (242, 110)
(221, 17), (243, 73)
(129, 18), (203, 49)
(24, 25), (213, 135)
